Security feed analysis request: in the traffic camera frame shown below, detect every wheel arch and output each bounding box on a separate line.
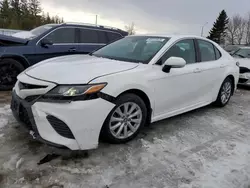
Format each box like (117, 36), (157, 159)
(1, 54), (30, 69)
(116, 88), (152, 126)
(226, 74), (235, 95)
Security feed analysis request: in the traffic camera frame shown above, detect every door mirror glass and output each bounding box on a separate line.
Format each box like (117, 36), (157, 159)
(162, 56), (186, 73)
(40, 38), (53, 47)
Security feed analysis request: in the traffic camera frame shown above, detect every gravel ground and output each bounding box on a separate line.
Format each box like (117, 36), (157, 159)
(1, 88), (250, 188)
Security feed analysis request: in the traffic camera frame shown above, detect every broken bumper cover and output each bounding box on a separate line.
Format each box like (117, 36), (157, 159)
(238, 73), (250, 85)
(10, 89), (115, 150)
(11, 90), (79, 150)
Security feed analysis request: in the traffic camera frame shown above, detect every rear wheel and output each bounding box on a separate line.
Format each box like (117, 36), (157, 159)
(0, 59), (24, 91)
(214, 77), (233, 107)
(101, 93), (147, 144)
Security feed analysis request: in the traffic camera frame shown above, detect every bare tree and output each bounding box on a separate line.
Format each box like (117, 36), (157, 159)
(125, 22), (136, 35)
(236, 17), (246, 44)
(226, 15), (245, 44)
(245, 12), (250, 44)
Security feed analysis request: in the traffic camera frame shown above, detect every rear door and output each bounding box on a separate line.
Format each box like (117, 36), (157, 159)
(34, 27), (80, 63)
(77, 28), (107, 54)
(195, 39), (226, 102)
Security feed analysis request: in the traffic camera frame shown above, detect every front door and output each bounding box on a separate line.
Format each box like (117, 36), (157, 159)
(151, 39), (205, 120)
(34, 27), (80, 64)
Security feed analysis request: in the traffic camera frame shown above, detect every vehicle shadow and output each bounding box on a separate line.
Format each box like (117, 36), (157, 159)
(237, 85), (250, 90)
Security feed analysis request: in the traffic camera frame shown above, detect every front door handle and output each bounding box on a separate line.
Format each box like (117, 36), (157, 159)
(193, 68), (202, 73)
(68, 47), (77, 52)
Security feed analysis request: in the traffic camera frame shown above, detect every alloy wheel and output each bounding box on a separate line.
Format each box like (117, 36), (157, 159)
(109, 102), (142, 139)
(220, 81), (232, 104)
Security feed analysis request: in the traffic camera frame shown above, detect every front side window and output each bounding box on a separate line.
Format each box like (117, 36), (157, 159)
(232, 48), (250, 58)
(197, 40), (216, 62)
(44, 28), (75, 44)
(92, 36), (169, 63)
(160, 39), (196, 64)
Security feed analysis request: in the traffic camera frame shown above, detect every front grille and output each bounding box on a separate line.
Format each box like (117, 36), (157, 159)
(46, 115), (75, 139)
(239, 67), (250, 74)
(19, 82), (47, 90)
(19, 104), (32, 129)
(25, 95), (41, 103)
(239, 78), (248, 83)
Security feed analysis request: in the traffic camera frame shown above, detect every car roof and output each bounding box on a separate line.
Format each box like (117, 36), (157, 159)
(127, 34), (213, 40)
(59, 22), (128, 36)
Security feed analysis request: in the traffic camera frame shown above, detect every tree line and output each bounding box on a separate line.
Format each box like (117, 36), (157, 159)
(207, 10), (250, 45)
(0, 0), (63, 30)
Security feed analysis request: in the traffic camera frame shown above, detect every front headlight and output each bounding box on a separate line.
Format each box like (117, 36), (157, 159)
(45, 83), (107, 97)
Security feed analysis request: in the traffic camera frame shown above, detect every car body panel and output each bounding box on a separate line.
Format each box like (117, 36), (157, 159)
(24, 55), (139, 84)
(0, 34), (29, 44)
(232, 48), (250, 85)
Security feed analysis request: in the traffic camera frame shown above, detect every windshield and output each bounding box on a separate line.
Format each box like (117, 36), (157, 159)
(12, 24), (58, 39)
(232, 48), (250, 58)
(92, 36), (170, 63)
(225, 45), (240, 52)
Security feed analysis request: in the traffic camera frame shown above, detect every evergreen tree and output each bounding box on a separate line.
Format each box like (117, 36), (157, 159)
(0, 0), (11, 28)
(0, 0), (64, 30)
(207, 10), (229, 44)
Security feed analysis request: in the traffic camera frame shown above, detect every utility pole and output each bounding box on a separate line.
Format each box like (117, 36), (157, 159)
(201, 22), (208, 37)
(95, 15), (98, 26)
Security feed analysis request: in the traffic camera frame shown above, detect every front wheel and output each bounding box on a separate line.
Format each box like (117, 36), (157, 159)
(100, 93), (147, 144)
(0, 59), (24, 91)
(214, 77), (233, 107)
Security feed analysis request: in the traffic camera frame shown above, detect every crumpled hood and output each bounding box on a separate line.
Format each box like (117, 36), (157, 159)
(0, 34), (28, 45)
(24, 55), (139, 84)
(234, 57), (250, 69)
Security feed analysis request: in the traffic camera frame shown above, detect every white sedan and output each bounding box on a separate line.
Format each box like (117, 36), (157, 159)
(231, 46), (250, 85)
(11, 35), (239, 150)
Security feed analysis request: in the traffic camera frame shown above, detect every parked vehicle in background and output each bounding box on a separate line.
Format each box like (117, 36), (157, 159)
(224, 44), (244, 54)
(231, 47), (250, 85)
(11, 35), (239, 150)
(0, 23), (128, 90)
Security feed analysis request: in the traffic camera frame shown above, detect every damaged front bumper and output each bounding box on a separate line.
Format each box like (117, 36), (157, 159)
(10, 90), (69, 149)
(238, 72), (250, 85)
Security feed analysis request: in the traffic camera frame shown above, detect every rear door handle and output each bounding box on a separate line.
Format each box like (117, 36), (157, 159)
(68, 47), (77, 52)
(193, 68), (202, 73)
(220, 64), (226, 68)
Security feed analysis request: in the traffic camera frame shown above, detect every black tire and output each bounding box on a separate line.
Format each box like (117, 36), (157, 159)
(0, 58), (24, 91)
(214, 77), (233, 107)
(100, 93), (147, 144)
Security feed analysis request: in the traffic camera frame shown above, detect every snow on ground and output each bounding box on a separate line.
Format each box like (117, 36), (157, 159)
(1, 88), (250, 188)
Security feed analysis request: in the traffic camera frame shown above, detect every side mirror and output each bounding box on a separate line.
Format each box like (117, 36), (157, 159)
(40, 38), (53, 47)
(162, 57), (186, 73)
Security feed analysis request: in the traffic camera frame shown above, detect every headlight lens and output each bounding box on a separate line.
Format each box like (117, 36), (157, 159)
(46, 83), (107, 97)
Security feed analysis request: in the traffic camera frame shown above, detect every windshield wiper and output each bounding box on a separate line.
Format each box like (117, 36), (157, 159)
(236, 54), (246, 58)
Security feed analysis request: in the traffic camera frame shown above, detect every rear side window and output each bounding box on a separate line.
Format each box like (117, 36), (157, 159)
(79, 29), (98, 43)
(214, 47), (221, 59)
(44, 28), (76, 43)
(106, 32), (122, 43)
(197, 39), (216, 62)
(97, 31), (108, 43)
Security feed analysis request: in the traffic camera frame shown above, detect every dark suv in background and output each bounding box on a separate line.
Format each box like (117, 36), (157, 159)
(0, 23), (128, 90)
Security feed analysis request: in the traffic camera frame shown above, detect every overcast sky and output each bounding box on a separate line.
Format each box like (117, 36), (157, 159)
(40, 0), (250, 36)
